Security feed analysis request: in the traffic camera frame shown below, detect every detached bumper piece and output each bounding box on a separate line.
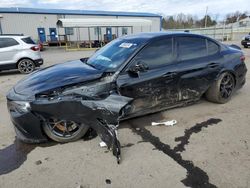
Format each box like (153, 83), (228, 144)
(30, 94), (132, 163)
(98, 123), (121, 163)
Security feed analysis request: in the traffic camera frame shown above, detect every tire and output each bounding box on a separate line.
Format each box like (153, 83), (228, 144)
(206, 72), (235, 104)
(244, 45), (248, 48)
(17, 59), (35, 74)
(43, 118), (89, 143)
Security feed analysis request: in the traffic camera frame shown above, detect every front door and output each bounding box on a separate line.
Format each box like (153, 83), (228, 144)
(49, 28), (57, 41)
(117, 37), (179, 116)
(176, 36), (222, 101)
(37, 28), (46, 43)
(0, 38), (20, 65)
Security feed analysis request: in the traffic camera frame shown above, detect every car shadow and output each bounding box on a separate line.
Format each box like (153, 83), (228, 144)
(0, 70), (20, 76)
(0, 138), (57, 176)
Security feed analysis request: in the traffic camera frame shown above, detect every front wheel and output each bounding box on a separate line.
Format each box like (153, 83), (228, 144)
(43, 118), (89, 143)
(206, 72), (235, 104)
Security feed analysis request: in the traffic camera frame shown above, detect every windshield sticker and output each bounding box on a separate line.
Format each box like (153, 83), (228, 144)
(119, 43), (136, 48)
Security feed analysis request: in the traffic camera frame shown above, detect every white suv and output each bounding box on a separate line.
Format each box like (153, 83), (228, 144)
(0, 35), (43, 74)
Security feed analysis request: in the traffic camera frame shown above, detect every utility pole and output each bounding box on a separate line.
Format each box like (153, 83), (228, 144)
(204, 6), (208, 28)
(0, 15), (3, 34)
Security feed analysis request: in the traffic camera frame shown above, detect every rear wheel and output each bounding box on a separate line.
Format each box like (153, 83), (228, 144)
(244, 45), (248, 48)
(17, 59), (35, 74)
(43, 118), (89, 143)
(206, 72), (235, 104)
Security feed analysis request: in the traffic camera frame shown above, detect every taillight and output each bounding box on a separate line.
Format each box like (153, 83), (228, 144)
(30, 46), (40, 51)
(240, 55), (245, 62)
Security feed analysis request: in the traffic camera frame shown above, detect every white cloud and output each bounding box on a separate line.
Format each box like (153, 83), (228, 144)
(1, 0), (249, 20)
(0, 0), (31, 7)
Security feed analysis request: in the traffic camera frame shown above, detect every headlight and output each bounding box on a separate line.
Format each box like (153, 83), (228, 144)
(8, 101), (31, 113)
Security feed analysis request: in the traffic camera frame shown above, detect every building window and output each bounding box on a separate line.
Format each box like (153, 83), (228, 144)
(65, 27), (74, 35)
(94, 27), (101, 36)
(122, 27), (128, 35)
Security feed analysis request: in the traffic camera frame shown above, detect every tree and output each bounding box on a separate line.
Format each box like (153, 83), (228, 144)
(225, 11), (248, 24)
(198, 15), (217, 27)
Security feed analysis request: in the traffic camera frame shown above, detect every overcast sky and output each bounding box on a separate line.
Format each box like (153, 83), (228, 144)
(0, 0), (249, 20)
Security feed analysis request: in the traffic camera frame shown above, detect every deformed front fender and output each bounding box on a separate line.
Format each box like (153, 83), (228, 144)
(30, 94), (133, 163)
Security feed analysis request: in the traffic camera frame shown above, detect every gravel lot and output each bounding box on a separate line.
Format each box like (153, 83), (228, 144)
(0, 44), (250, 188)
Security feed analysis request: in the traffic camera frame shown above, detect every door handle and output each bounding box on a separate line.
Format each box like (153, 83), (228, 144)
(162, 72), (177, 78)
(208, 63), (220, 68)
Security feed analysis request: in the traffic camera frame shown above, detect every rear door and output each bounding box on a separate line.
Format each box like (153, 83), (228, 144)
(117, 37), (179, 116)
(176, 36), (222, 101)
(0, 37), (20, 65)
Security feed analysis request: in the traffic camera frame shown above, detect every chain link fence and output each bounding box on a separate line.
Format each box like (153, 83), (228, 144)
(167, 25), (250, 41)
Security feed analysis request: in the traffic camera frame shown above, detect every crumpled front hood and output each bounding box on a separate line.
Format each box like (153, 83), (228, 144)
(14, 60), (103, 96)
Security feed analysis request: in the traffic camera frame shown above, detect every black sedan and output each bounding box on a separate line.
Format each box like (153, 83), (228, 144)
(241, 33), (250, 48)
(7, 32), (247, 162)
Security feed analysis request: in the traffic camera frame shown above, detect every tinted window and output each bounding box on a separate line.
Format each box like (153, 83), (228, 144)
(21, 37), (36, 44)
(177, 37), (207, 61)
(0, 38), (19, 48)
(207, 39), (219, 55)
(132, 38), (174, 68)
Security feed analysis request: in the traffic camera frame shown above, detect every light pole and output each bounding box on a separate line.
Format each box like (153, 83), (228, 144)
(204, 6), (208, 28)
(0, 15), (3, 34)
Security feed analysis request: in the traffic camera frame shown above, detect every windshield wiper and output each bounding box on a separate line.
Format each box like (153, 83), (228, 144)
(85, 62), (96, 69)
(80, 58), (97, 69)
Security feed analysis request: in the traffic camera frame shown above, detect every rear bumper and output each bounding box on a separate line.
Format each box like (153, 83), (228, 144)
(241, 40), (250, 46)
(34, 58), (43, 67)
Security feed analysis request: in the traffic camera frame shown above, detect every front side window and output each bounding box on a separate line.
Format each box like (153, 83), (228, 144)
(0, 38), (19, 48)
(131, 38), (174, 69)
(177, 37), (207, 61)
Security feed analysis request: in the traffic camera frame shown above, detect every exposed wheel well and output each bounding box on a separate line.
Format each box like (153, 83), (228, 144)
(205, 71), (236, 95)
(220, 71), (236, 87)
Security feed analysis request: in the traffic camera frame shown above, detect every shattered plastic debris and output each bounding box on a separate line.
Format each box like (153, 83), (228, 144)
(151, 120), (177, 127)
(99, 141), (107, 148)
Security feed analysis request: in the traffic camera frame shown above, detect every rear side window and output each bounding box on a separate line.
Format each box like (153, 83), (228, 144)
(132, 38), (174, 69)
(177, 37), (207, 61)
(21, 37), (36, 44)
(0, 38), (19, 48)
(207, 39), (219, 55)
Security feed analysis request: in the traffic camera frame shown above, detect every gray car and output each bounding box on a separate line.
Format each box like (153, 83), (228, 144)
(0, 35), (43, 73)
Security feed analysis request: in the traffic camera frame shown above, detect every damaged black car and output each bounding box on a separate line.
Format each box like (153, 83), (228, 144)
(7, 32), (247, 162)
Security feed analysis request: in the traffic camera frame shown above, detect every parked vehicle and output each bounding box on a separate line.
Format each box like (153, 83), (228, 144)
(0, 35), (43, 73)
(241, 33), (250, 48)
(38, 41), (44, 51)
(7, 32), (247, 162)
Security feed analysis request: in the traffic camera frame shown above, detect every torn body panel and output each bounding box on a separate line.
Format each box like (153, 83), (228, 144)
(30, 93), (133, 163)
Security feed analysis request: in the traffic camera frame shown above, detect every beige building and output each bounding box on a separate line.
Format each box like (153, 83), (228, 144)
(0, 7), (162, 44)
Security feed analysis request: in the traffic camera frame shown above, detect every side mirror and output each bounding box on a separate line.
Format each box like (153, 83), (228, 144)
(128, 62), (148, 76)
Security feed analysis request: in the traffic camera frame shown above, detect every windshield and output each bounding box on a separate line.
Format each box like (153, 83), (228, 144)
(86, 38), (143, 71)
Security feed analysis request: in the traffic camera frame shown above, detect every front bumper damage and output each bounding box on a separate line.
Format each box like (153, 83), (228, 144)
(30, 94), (132, 163)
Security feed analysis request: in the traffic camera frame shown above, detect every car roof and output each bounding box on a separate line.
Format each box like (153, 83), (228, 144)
(0, 35), (30, 39)
(121, 32), (213, 42)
